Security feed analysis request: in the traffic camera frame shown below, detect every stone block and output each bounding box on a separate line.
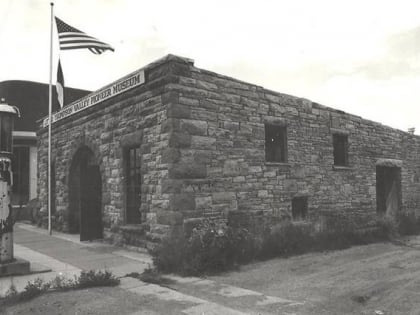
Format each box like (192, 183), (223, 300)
(180, 119), (208, 136)
(212, 192), (235, 204)
(284, 179), (297, 192)
(169, 132), (191, 148)
(195, 196), (212, 209)
(0, 258), (30, 276)
(167, 104), (191, 119)
(161, 179), (182, 193)
(190, 136), (216, 149)
(196, 80), (218, 90)
(161, 148), (181, 163)
(224, 121), (240, 131)
(258, 190), (269, 198)
(191, 109), (218, 122)
(161, 118), (179, 133)
(156, 211), (183, 226)
(161, 91), (179, 105)
(223, 160), (243, 176)
(170, 193), (196, 211)
(183, 218), (204, 236)
(169, 163), (207, 179)
(200, 99), (219, 111)
(193, 151), (212, 164)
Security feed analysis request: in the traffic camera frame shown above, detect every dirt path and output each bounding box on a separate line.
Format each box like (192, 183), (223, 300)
(7, 223), (420, 314)
(207, 238), (420, 314)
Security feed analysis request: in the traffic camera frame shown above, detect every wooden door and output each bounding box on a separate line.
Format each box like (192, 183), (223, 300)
(80, 165), (102, 241)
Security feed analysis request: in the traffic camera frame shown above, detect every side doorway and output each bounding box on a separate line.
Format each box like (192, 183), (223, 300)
(376, 166), (401, 218)
(69, 147), (103, 241)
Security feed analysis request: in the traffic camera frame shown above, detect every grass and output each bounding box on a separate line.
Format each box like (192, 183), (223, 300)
(0, 270), (120, 306)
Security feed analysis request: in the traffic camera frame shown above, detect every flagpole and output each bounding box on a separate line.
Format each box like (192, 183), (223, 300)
(48, 2), (54, 236)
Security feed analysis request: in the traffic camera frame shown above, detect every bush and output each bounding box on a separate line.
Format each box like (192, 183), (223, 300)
(152, 222), (256, 276)
(76, 270), (120, 288)
(20, 278), (50, 301)
(151, 234), (188, 274)
(5, 284), (18, 299)
(50, 274), (76, 290)
(151, 216), (395, 276)
(258, 222), (314, 260)
(0, 270), (120, 306)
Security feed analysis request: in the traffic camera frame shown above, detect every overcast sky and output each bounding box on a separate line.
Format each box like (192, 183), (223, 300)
(1, 0), (419, 134)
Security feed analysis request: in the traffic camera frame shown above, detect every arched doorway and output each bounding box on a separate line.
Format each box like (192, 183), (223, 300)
(69, 146), (102, 241)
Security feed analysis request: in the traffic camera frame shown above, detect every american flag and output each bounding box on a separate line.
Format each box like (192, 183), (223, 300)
(55, 17), (114, 55)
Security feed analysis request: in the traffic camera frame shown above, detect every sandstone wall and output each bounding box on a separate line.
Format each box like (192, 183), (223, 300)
(162, 61), (420, 228)
(37, 54), (420, 239)
(37, 56), (193, 232)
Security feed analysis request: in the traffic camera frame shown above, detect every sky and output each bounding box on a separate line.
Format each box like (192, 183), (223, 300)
(0, 0), (419, 134)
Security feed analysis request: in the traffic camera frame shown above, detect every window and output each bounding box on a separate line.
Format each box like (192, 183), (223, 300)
(292, 197), (308, 221)
(333, 134), (348, 166)
(12, 146), (29, 206)
(265, 124), (287, 163)
(0, 115), (13, 152)
(125, 146), (142, 224)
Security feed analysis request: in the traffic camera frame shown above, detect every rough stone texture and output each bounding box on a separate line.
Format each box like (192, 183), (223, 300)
(37, 54), (420, 247)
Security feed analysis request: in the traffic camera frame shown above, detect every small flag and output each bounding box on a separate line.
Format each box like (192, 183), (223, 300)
(56, 59), (65, 108)
(55, 17), (114, 54)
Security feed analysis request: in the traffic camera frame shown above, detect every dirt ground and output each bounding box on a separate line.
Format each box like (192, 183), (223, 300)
(208, 237), (420, 314)
(4, 237), (420, 314)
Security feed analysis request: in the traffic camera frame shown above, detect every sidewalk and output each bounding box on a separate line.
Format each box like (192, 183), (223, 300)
(0, 223), (152, 295)
(1, 223), (304, 314)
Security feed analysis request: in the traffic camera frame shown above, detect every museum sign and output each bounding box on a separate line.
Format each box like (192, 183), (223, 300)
(42, 69), (145, 127)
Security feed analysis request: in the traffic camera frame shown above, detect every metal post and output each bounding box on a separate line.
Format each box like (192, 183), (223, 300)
(48, 2), (54, 235)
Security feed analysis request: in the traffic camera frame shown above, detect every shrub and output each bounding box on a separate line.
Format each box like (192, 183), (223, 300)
(258, 222), (314, 260)
(151, 215), (395, 276)
(151, 233), (188, 274)
(50, 274), (76, 290)
(20, 278), (50, 301)
(0, 270), (120, 306)
(5, 284), (17, 299)
(76, 270), (120, 288)
(152, 222), (256, 276)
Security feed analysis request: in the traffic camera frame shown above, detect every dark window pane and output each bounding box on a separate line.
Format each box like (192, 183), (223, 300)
(333, 134), (348, 166)
(265, 124), (287, 162)
(126, 146), (141, 224)
(1, 116), (12, 152)
(12, 146), (30, 205)
(292, 197), (308, 221)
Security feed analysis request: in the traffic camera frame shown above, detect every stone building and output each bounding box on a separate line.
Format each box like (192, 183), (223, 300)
(37, 54), (420, 246)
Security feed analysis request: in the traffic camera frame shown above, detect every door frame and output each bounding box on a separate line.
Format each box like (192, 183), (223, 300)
(376, 165), (402, 218)
(68, 146), (103, 241)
